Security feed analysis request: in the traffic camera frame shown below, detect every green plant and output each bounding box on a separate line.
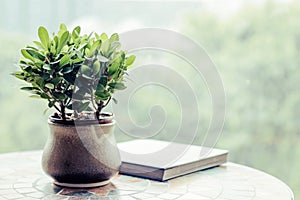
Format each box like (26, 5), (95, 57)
(12, 24), (136, 120)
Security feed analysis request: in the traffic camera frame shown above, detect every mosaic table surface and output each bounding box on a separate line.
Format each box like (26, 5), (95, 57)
(0, 151), (294, 200)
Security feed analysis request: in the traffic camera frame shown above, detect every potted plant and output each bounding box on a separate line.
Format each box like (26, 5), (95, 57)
(12, 24), (136, 188)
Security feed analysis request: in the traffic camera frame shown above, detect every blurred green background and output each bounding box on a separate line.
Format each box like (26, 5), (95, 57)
(0, 0), (299, 197)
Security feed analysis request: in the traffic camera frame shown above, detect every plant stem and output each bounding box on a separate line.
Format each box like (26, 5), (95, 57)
(90, 87), (97, 110)
(60, 101), (66, 120)
(103, 96), (112, 108)
(54, 104), (61, 113)
(95, 101), (104, 120)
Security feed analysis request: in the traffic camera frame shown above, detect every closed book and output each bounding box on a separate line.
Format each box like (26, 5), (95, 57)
(117, 139), (228, 181)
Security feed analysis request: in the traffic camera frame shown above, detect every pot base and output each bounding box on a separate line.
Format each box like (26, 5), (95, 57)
(54, 180), (110, 188)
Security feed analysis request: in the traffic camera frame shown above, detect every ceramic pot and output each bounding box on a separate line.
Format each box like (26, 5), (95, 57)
(42, 113), (121, 188)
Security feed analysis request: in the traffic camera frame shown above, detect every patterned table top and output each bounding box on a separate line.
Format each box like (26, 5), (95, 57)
(0, 151), (294, 200)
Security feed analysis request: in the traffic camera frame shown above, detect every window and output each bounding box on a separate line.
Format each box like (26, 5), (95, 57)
(0, 0), (298, 196)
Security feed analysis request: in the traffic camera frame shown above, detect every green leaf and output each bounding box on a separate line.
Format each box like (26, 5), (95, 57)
(41, 73), (50, 81)
(51, 77), (62, 85)
(48, 101), (55, 108)
(11, 72), (25, 80)
(26, 45), (38, 51)
(59, 54), (71, 68)
(22, 66), (32, 73)
(78, 42), (88, 50)
(21, 49), (35, 62)
(85, 48), (91, 57)
(125, 55), (136, 66)
(95, 90), (110, 101)
(25, 48), (45, 61)
(88, 39), (101, 57)
(86, 106), (93, 111)
(72, 58), (85, 64)
(69, 101), (89, 112)
(40, 93), (51, 99)
(61, 66), (72, 74)
(61, 45), (69, 53)
(77, 102), (90, 112)
(109, 33), (119, 43)
(99, 55), (109, 63)
(45, 83), (54, 89)
(57, 31), (69, 53)
(99, 76), (108, 87)
(109, 82), (126, 90)
(53, 36), (58, 48)
(72, 26), (81, 38)
(29, 95), (41, 99)
(80, 65), (91, 75)
(21, 86), (39, 91)
(96, 84), (105, 93)
(53, 92), (67, 100)
(109, 41), (121, 53)
(35, 77), (44, 87)
(101, 40), (110, 56)
(120, 51), (126, 61)
(33, 41), (43, 49)
(92, 60), (100, 75)
(100, 33), (108, 41)
(108, 62), (119, 76)
(43, 64), (52, 70)
(112, 98), (118, 104)
(58, 23), (67, 37)
(38, 26), (50, 49)
(25, 46), (45, 61)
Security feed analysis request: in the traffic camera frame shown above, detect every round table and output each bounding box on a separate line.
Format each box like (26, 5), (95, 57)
(0, 151), (294, 200)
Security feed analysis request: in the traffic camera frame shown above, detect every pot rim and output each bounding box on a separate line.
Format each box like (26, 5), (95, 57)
(48, 119), (116, 127)
(48, 112), (115, 126)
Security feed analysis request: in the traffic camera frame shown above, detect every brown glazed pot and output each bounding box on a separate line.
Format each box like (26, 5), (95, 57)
(42, 113), (121, 188)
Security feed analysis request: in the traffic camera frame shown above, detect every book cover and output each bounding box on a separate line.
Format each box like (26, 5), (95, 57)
(117, 139), (228, 181)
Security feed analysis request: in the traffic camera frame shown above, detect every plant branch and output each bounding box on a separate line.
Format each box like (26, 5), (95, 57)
(95, 101), (104, 120)
(60, 101), (66, 120)
(90, 87), (97, 110)
(103, 96), (112, 108)
(66, 98), (72, 107)
(54, 104), (61, 113)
